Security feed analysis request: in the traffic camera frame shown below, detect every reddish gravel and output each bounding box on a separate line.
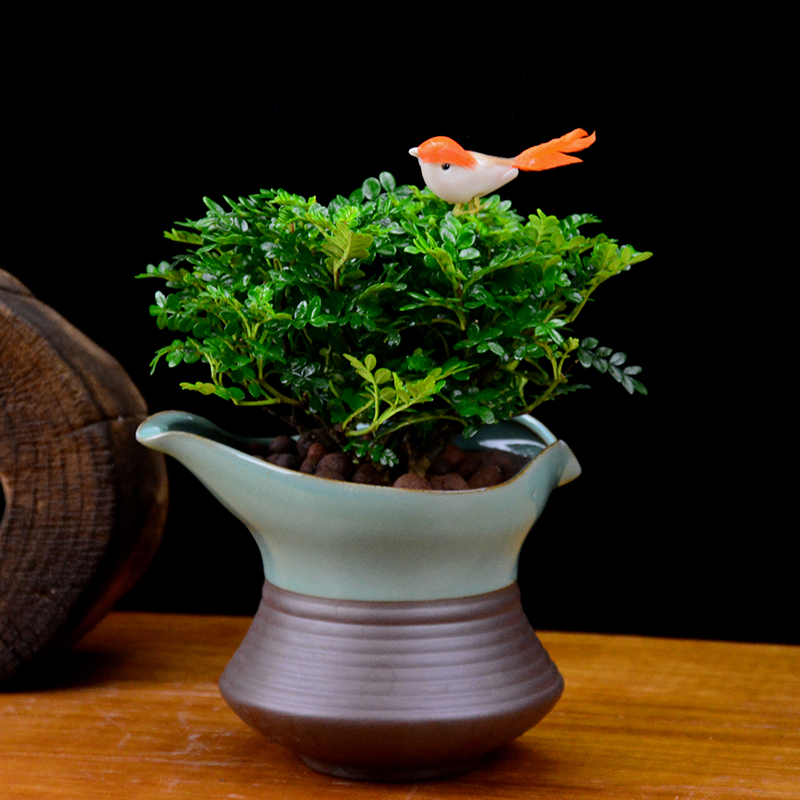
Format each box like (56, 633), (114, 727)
(245, 430), (530, 490)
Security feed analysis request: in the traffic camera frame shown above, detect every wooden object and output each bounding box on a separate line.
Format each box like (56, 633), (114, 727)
(0, 270), (168, 682)
(1, 612), (797, 798)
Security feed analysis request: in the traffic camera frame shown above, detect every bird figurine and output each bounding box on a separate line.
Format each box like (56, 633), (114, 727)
(409, 128), (596, 212)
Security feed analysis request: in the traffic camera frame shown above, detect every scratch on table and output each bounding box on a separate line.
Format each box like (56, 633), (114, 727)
(95, 708), (132, 749)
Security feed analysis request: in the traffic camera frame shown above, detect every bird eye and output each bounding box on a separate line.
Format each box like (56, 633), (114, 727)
(441, 163), (450, 170)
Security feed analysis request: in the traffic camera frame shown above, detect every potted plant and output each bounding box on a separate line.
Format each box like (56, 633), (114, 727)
(136, 130), (651, 781)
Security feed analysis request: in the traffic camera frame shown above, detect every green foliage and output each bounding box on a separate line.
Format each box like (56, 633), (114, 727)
(139, 176), (651, 465)
(576, 338), (647, 396)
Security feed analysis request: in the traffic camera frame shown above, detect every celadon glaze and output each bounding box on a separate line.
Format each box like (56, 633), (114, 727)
(136, 411), (580, 602)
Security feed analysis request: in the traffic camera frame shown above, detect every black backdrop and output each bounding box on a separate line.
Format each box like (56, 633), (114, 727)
(7, 32), (794, 644)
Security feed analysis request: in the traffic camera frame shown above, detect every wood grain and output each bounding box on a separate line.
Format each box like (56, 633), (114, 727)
(1, 612), (797, 799)
(0, 270), (168, 681)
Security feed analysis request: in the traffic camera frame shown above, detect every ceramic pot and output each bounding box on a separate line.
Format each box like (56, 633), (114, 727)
(136, 411), (580, 781)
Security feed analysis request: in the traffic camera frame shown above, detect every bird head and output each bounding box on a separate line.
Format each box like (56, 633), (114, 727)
(408, 137), (478, 169)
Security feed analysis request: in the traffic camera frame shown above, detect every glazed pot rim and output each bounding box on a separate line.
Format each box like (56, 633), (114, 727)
(138, 411), (574, 494)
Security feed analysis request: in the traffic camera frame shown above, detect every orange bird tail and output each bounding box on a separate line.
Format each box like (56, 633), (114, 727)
(513, 128), (596, 172)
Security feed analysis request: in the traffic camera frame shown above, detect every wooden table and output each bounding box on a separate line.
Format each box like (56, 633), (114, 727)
(1, 613), (797, 799)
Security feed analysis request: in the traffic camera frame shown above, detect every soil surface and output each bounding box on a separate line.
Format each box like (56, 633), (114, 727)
(243, 430), (531, 490)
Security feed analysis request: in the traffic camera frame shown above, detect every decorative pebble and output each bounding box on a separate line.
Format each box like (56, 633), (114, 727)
(429, 443), (467, 475)
(455, 452), (482, 480)
(316, 452), (354, 479)
(393, 473), (432, 490)
(352, 463), (384, 485)
(430, 472), (470, 491)
(297, 428), (333, 460)
(467, 463), (504, 490)
(314, 467), (347, 482)
(248, 436), (528, 491)
(269, 435), (297, 455)
(267, 452), (301, 470)
(305, 442), (327, 465)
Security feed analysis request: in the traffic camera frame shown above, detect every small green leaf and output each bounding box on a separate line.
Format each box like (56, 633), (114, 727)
(203, 197), (226, 216)
(379, 172), (396, 192)
(166, 350), (184, 367)
(478, 407), (496, 424)
(180, 381), (218, 395)
(362, 177), (382, 201)
(379, 386), (397, 402)
(380, 447), (399, 467)
(457, 229), (476, 249)
(609, 352), (627, 366)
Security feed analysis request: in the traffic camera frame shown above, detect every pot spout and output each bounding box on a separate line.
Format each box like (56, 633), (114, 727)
(457, 415), (581, 487)
(135, 410), (280, 522)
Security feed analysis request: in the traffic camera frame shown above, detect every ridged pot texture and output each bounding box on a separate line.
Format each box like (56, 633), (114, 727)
(219, 581), (564, 781)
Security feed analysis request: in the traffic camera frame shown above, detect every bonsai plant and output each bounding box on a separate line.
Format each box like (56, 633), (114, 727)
(139, 143), (650, 488)
(135, 130), (652, 780)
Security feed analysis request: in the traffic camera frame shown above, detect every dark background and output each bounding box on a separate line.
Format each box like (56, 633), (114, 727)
(7, 30), (793, 644)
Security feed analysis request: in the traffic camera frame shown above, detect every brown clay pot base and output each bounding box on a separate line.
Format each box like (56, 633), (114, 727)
(219, 581), (564, 782)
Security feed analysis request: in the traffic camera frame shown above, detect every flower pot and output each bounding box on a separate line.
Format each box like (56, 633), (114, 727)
(136, 411), (580, 781)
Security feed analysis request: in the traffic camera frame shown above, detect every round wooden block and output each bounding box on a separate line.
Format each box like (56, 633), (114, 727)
(0, 270), (168, 682)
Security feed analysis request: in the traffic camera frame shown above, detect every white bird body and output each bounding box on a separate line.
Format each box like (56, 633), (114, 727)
(410, 150), (519, 204)
(409, 130), (596, 207)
